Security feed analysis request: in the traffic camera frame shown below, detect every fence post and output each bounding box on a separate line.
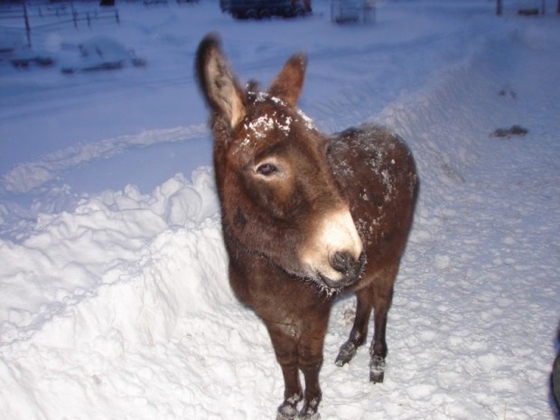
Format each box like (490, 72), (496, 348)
(496, 0), (502, 15)
(23, 1), (32, 48)
(72, 1), (78, 28)
(115, 9), (120, 25)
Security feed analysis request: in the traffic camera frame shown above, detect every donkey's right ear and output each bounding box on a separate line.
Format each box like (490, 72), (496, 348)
(196, 33), (246, 129)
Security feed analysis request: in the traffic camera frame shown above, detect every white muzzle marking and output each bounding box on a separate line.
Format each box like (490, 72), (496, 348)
(300, 206), (363, 283)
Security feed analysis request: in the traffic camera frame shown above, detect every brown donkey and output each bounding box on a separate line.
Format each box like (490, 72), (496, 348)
(196, 34), (418, 420)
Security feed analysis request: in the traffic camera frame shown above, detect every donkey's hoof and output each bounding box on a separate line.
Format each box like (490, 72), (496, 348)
(277, 396), (301, 420)
(277, 413), (296, 420)
(296, 396), (321, 420)
(369, 355), (386, 383)
(297, 412), (320, 420)
(277, 407), (297, 420)
(370, 369), (385, 383)
(335, 341), (358, 367)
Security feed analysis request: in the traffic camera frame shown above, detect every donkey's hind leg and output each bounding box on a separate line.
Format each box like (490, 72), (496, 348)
(335, 286), (374, 367)
(369, 265), (398, 383)
(335, 265), (399, 383)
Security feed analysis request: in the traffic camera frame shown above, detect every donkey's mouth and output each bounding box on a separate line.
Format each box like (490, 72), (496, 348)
(317, 271), (361, 290)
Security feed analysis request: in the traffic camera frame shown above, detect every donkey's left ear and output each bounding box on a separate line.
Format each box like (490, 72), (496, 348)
(196, 33), (246, 129)
(268, 52), (307, 108)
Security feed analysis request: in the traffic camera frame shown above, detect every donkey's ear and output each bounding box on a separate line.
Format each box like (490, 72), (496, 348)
(196, 33), (246, 129)
(267, 52), (307, 108)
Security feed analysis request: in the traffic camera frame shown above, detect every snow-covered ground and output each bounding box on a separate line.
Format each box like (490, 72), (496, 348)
(1, 0), (559, 418)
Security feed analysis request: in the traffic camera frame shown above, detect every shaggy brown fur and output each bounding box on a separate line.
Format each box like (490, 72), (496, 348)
(196, 33), (418, 419)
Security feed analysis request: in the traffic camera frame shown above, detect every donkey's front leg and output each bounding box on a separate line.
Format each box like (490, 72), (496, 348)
(297, 358), (322, 420)
(296, 308), (330, 420)
(266, 322), (303, 420)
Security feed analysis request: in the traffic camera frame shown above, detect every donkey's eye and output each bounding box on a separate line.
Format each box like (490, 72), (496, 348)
(256, 163), (278, 176)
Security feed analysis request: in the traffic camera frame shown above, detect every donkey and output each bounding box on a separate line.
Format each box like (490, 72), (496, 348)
(196, 33), (418, 419)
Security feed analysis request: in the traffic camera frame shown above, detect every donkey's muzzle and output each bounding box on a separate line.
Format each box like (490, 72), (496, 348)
(323, 251), (366, 289)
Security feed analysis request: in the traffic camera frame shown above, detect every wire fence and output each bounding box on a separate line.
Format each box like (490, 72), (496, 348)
(0, 1), (120, 50)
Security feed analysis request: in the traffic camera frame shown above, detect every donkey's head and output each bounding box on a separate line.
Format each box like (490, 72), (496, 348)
(196, 34), (365, 291)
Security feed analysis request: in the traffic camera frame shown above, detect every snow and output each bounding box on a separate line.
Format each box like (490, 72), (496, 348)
(1, 0), (560, 418)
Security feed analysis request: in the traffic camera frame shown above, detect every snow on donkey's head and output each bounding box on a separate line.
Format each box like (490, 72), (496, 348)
(196, 33), (418, 419)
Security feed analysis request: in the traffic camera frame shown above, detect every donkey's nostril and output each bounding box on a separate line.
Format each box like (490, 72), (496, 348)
(332, 251), (353, 275)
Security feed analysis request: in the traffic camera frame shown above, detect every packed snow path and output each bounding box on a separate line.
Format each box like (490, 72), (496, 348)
(1, 1), (559, 419)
